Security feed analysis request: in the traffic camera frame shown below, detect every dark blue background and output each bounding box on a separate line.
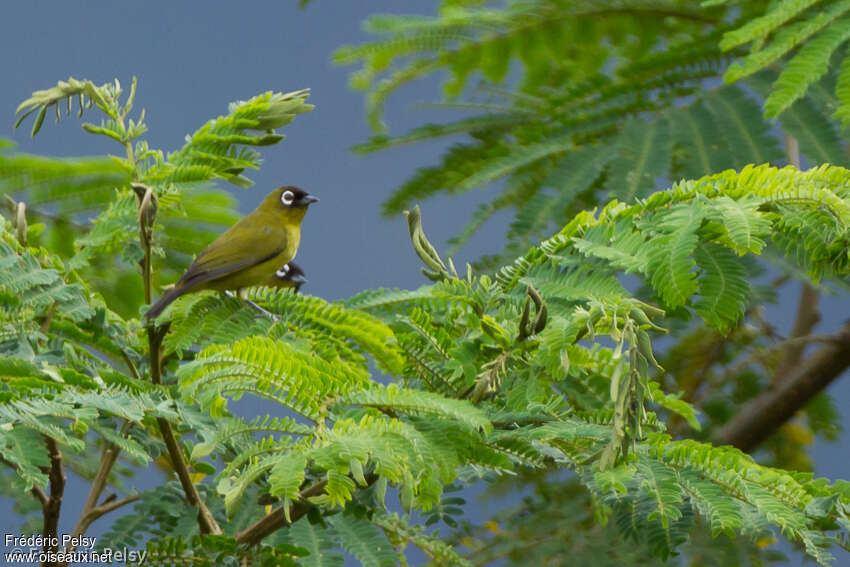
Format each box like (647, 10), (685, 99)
(1, 2), (847, 565)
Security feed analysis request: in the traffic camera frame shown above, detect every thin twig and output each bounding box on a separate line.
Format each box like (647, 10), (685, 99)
(60, 449), (127, 566)
(64, 421), (134, 564)
(79, 495), (140, 529)
(120, 351), (141, 381)
(60, 490), (139, 565)
(148, 320), (222, 534)
(39, 302), (57, 335)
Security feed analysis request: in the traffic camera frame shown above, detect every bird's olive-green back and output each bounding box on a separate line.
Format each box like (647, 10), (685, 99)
(176, 187), (307, 291)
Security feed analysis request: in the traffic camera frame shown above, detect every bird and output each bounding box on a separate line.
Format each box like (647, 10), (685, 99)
(267, 261), (307, 292)
(235, 261), (307, 318)
(145, 186), (318, 319)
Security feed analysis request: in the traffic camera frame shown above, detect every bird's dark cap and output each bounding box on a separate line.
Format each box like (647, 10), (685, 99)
(279, 186), (319, 207)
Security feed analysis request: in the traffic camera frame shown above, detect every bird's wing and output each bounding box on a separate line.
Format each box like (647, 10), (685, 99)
(175, 222), (284, 291)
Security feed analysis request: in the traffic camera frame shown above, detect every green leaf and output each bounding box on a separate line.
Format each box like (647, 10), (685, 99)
(607, 117), (672, 201)
(764, 16), (850, 117)
(646, 206), (703, 309)
(328, 514), (397, 567)
(287, 520), (343, 567)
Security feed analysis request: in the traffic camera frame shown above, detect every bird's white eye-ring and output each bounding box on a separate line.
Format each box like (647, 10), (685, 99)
(275, 265), (290, 278)
(281, 190), (295, 206)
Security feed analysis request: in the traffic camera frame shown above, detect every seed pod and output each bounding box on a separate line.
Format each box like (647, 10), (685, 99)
(15, 202), (27, 246)
(31, 105), (47, 136)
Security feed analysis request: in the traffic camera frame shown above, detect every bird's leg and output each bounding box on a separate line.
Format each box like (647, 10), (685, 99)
(226, 289), (279, 321)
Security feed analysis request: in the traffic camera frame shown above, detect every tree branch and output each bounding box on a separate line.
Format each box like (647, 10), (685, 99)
(715, 322), (850, 452)
(148, 323), (222, 535)
(42, 437), (65, 561)
(58, 493), (139, 566)
(722, 333), (840, 380)
(68, 441), (121, 544)
(236, 473), (379, 546)
(235, 480), (329, 546)
(72, 494), (139, 537)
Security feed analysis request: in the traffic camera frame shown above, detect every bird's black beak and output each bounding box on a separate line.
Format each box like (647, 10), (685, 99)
(290, 273), (308, 285)
(295, 193), (319, 207)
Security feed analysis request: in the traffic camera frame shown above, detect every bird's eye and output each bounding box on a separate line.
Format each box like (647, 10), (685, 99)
(281, 190), (295, 206)
(275, 265), (289, 278)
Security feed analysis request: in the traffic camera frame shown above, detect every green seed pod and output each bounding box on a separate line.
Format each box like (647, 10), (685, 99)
(31, 105), (47, 136)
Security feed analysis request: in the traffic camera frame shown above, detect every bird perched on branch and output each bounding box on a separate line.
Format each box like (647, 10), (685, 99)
(145, 186), (318, 319)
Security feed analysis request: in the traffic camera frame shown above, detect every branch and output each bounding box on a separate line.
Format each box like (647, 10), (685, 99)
(236, 473), (379, 546)
(722, 333), (840, 379)
(59, 493), (139, 566)
(42, 437), (65, 559)
(148, 323), (222, 535)
(135, 180), (221, 536)
(120, 351), (141, 381)
(716, 322), (850, 451)
(73, 494), (139, 534)
(587, 7), (716, 25)
(68, 441), (121, 543)
(235, 480), (328, 546)
(89, 494), (139, 517)
(157, 415), (222, 533)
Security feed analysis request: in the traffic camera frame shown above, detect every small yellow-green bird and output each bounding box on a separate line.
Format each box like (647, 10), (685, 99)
(145, 186), (318, 319)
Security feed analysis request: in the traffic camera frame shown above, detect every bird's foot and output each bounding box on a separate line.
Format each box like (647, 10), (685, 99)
(226, 291), (279, 321)
(245, 298), (280, 321)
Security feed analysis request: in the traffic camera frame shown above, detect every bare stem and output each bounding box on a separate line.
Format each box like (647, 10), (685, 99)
(59, 493), (139, 566)
(236, 480), (329, 546)
(41, 437), (65, 563)
(120, 351), (141, 381)
(69, 444), (120, 543)
(138, 181), (221, 535)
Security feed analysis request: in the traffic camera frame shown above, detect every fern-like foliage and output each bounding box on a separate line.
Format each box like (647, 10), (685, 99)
(0, 215), (182, 505)
(460, 474), (792, 566)
(719, 0), (850, 119)
(5, 67), (850, 566)
(335, 1), (714, 131)
(337, 0), (850, 271)
(6, 78), (312, 317)
(338, 164), (850, 563)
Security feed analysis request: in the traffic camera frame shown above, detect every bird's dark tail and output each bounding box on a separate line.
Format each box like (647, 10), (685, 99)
(145, 287), (186, 319)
